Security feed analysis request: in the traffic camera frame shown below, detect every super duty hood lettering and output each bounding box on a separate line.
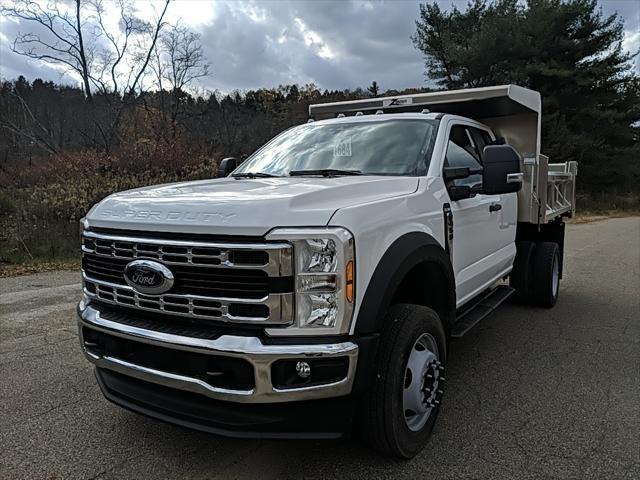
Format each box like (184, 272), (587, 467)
(97, 209), (237, 223)
(87, 176), (419, 236)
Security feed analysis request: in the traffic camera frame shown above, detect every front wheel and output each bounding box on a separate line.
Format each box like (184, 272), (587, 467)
(360, 304), (446, 458)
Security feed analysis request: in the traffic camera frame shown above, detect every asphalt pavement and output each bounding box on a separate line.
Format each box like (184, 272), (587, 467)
(1, 217), (638, 480)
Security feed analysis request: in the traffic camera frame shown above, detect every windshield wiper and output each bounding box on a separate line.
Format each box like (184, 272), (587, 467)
(289, 169), (362, 177)
(232, 172), (278, 179)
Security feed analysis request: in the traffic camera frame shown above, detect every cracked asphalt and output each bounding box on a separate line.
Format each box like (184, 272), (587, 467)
(1, 217), (638, 480)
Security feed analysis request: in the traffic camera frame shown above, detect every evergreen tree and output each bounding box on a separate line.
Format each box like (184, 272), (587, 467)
(412, 0), (640, 192)
(368, 81), (380, 97)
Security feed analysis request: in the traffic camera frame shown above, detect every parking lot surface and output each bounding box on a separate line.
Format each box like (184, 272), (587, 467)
(1, 217), (638, 479)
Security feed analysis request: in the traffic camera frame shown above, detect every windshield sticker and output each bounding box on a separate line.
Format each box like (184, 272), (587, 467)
(334, 137), (352, 157)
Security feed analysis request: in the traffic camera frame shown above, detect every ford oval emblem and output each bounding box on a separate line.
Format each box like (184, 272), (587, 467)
(124, 259), (174, 295)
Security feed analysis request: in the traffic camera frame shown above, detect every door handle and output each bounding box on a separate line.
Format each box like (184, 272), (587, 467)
(489, 203), (502, 212)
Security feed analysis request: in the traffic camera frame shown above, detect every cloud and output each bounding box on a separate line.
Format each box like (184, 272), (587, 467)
(0, 0), (637, 92)
(191, 0), (429, 92)
(0, 15), (83, 85)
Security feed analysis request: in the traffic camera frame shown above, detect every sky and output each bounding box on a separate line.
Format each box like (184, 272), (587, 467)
(0, 0), (638, 93)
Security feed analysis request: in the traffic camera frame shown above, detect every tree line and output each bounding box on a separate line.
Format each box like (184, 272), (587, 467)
(1, 0), (638, 194)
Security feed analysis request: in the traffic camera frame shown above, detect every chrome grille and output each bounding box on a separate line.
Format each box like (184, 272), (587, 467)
(82, 230), (292, 276)
(81, 231), (293, 325)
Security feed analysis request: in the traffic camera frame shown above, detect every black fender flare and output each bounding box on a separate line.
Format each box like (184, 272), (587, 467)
(354, 232), (456, 336)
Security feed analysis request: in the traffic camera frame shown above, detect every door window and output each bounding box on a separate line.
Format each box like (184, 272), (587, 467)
(469, 127), (492, 161)
(444, 125), (483, 188)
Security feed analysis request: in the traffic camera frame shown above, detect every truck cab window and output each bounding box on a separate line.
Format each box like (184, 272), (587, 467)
(470, 127), (492, 162)
(444, 125), (483, 187)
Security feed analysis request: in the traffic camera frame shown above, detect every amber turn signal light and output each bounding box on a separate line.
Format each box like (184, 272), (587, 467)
(345, 260), (354, 302)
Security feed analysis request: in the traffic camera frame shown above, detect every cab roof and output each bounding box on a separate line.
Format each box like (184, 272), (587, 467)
(309, 85), (542, 159)
(308, 85), (540, 119)
(308, 112), (441, 125)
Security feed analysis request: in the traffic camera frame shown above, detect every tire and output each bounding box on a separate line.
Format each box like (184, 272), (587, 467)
(531, 242), (560, 308)
(509, 241), (536, 303)
(360, 304), (446, 458)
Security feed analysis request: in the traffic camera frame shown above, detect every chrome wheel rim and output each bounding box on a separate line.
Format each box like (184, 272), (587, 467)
(552, 253), (559, 297)
(403, 333), (443, 432)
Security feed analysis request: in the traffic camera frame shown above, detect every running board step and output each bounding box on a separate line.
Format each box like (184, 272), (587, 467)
(450, 285), (514, 338)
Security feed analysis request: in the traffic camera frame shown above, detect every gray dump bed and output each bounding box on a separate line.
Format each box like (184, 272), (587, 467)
(309, 85), (577, 225)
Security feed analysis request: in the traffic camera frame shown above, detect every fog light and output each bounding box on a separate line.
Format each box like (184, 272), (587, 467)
(295, 361), (311, 378)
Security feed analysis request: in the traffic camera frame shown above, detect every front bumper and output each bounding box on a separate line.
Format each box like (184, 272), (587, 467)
(95, 367), (355, 438)
(78, 302), (359, 404)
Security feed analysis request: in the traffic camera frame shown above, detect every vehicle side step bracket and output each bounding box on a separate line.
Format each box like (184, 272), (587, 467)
(450, 285), (514, 338)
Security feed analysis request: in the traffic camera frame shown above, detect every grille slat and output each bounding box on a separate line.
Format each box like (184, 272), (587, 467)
(82, 233), (280, 269)
(84, 263), (124, 276)
(85, 256), (128, 268)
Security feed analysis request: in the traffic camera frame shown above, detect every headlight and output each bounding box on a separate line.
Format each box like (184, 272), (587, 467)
(265, 227), (355, 336)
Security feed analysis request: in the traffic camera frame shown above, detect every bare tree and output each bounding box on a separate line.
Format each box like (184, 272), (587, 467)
(1, 0), (95, 100)
(156, 22), (209, 92)
(126, 0), (170, 96)
(89, 0), (138, 95)
(2, 0), (172, 153)
(1, 0), (171, 99)
(150, 22), (210, 139)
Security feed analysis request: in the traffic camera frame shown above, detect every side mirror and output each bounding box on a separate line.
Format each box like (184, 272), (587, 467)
(482, 145), (522, 194)
(217, 157), (237, 178)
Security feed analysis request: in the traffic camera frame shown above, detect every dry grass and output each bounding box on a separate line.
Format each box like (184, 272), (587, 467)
(0, 143), (219, 267)
(0, 258), (80, 278)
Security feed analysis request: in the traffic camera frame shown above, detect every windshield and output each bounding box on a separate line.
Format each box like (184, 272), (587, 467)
(234, 119), (438, 176)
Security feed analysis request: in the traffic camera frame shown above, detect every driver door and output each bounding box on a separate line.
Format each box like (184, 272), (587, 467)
(443, 124), (502, 305)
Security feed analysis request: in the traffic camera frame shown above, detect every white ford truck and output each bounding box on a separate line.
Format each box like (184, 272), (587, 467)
(77, 85), (577, 458)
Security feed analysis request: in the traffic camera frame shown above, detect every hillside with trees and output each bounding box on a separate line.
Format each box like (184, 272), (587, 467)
(0, 0), (638, 271)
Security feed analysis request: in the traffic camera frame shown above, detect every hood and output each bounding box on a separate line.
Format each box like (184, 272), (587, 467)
(86, 176), (419, 236)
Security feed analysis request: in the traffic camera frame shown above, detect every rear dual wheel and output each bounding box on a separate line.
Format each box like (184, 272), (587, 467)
(531, 242), (560, 308)
(510, 241), (560, 308)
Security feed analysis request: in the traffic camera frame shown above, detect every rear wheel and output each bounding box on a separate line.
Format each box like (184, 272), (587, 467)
(361, 304), (446, 458)
(531, 242), (560, 308)
(510, 241), (536, 303)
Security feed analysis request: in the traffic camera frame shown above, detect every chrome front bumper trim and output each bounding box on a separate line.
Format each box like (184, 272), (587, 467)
(78, 303), (358, 403)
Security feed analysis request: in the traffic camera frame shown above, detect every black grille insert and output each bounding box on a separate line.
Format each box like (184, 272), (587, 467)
(82, 254), (292, 299)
